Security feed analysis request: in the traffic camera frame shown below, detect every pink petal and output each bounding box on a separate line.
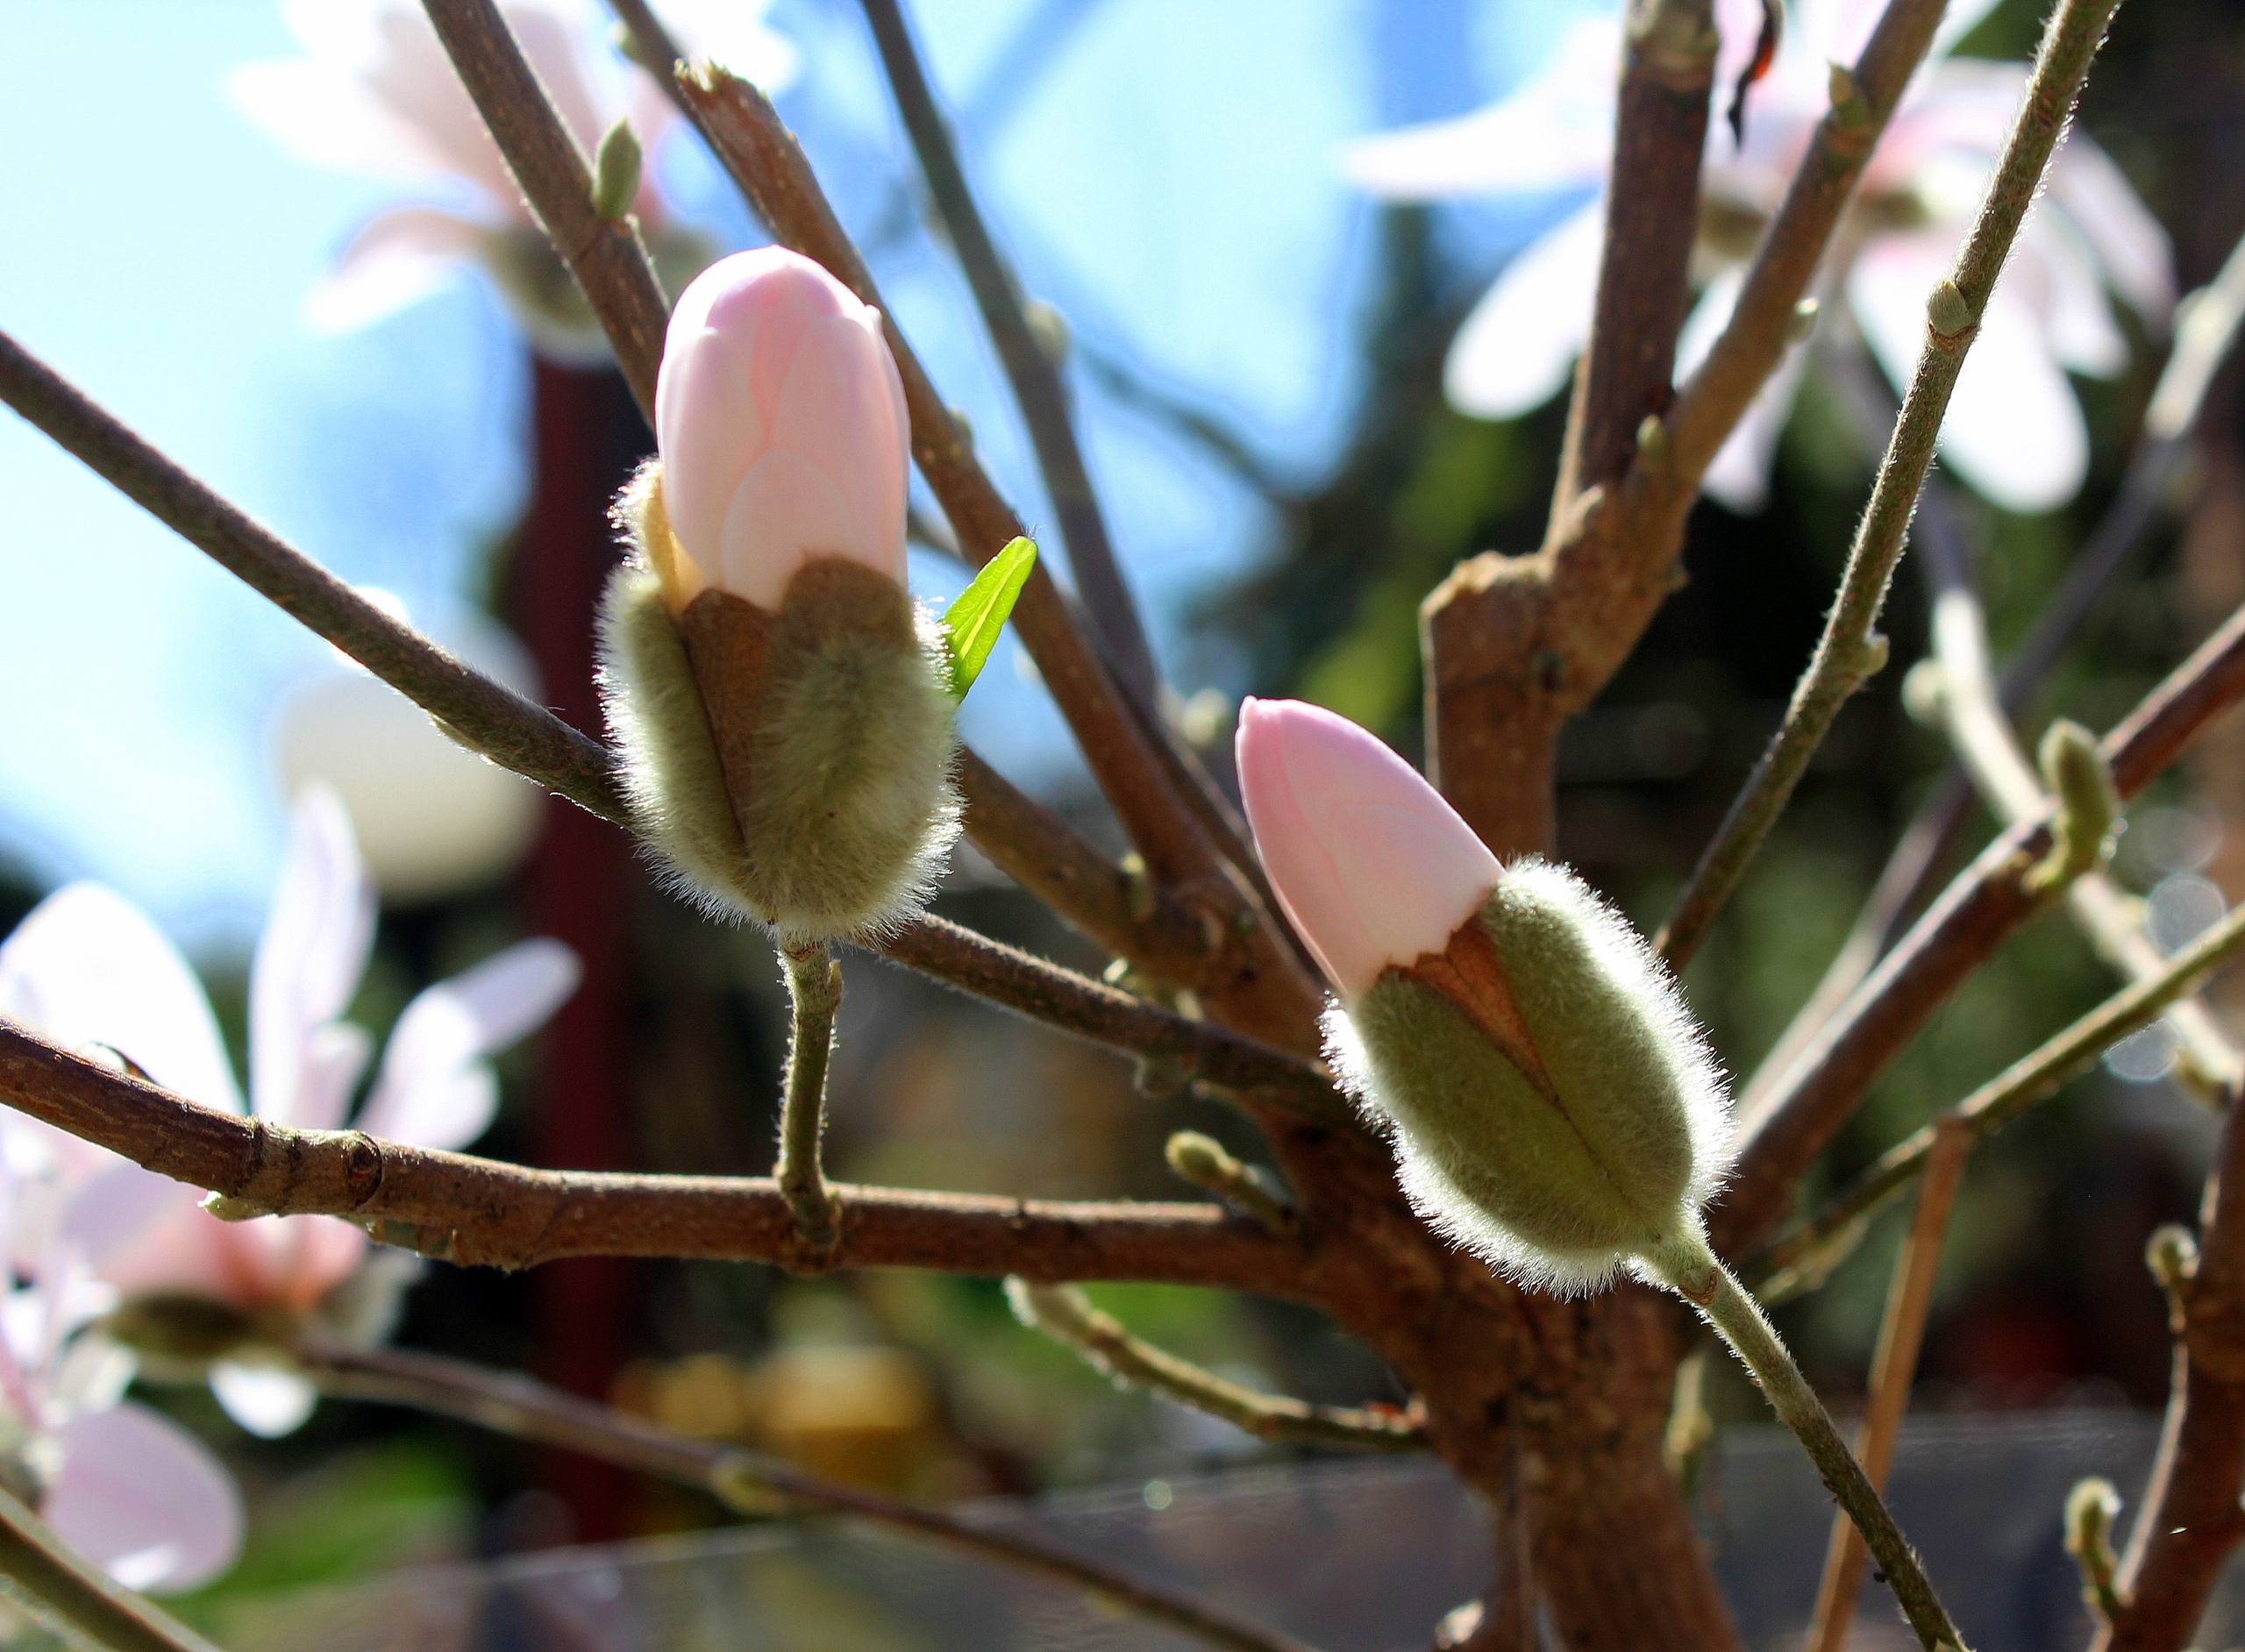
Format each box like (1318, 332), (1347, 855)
(0, 886), (241, 1116)
(358, 938), (579, 1150)
(2049, 139), (2176, 324)
(718, 450), (864, 609)
(1236, 699), (1500, 1000)
(45, 1403), (243, 1593)
(250, 787), (376, 1130)
(770, 316), (910, 582)
(305, 206), (489, 332)
(1443, 201), (1605, 419)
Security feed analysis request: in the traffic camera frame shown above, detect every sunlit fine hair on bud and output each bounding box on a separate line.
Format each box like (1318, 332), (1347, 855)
(1327, 858), (1734, 1295)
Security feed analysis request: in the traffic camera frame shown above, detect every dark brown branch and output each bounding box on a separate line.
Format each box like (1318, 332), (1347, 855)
(423, 0), (670, 419)
(857, 0), (1158, 702)
(2100, 1042), (2245, 1651)
(303, 1342), (1321, 1652)
(1551, 0), (1715, 516)
(0, 1021), (1308, 1292)
(1719, 600), (2245, 1256)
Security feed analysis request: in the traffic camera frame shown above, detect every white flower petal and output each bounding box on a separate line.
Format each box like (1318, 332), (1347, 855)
(359, 939), (578, 1150)
(250, 787), (376, 1130)
(0, 886), (240, 1116)
(1443, 201), (1606, 419)
(1343, 18), (1617, 201)
(210, 1363), (321, 1440)
(2049, 139), (2176, 324)
(45, 1403), (243, 1593)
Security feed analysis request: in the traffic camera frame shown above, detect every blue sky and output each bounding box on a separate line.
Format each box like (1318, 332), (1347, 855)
(0, 0), (1578, 956)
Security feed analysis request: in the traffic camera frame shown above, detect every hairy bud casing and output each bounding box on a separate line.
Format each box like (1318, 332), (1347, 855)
(1330, 860), (1733, 1292)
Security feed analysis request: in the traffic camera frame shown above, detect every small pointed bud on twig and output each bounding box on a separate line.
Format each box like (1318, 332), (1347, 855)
(1165, 1131), (1295, 1234)
(1927, 279), (1976, 342)
(1023, 299), (1071, 367)
(1789, 297), (1821, 343)
(2025, 719), (2120, 895)
(591, 118), (642, 223)
(2147, 1222), (2199, 1298)
(1636, 414), (1671, 468)
(1827, 62), (1871, 134)
(1901, 659), (1950, 727)
(2065, 1477), (2125, 1625)
(1854, 631), (1891, 680)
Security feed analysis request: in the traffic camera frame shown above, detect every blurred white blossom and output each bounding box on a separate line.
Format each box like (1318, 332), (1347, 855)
(0, 1153), (241, 1593)
(231, 0), (798, 358)
(1345, 0), (2174, 513)
(0, 787), (579, 1435)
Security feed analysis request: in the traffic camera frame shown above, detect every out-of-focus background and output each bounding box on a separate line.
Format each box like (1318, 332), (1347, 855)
(4, 0), (2245, 1633)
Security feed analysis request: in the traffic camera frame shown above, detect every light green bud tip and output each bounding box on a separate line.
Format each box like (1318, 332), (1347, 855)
(2027, 718), (2120, 895)
(2147, 1222), (2199, 1291)
(596, 518), (961, 944)
(1928, 279), (1975, 339)
(2064, 1477), (2120, 1556)
(1330, 859), (1733, 1293)
(1900, 659), (1949, 727)
(591, 118), (643, 223)
(1165, 1130), (1234, 1186)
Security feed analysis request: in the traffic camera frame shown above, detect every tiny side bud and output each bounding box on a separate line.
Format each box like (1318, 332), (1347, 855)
(591, 117), (643, 223)
(1927, 279), (1976, 340)
(2026, 718), (2120, 895)
(2146, 1221), (2199, 1292)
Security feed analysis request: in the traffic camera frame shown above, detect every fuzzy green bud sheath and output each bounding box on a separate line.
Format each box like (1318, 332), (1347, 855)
(597, 248), (959, 943)
(1237, 698), (1732, 1292)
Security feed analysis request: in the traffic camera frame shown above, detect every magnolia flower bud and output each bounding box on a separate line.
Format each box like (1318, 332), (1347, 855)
(599, 249), (959, 943)
(1237, 698), (1731, 1292)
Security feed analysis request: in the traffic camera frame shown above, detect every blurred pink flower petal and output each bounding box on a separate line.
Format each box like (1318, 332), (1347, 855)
(359, 937), (581, 1150)
(1237, 698), (1500, 1000)
(44, 1403), (243, 1593)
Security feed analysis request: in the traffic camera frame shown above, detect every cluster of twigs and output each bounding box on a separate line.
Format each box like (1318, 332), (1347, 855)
(3, 0), (2245, 1648)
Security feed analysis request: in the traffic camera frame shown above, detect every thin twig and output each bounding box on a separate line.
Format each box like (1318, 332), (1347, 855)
(297, 1342), (1322, 1652)
(0, 1485), (226, 1652)
(0, 329), (1329, 1105)
(657, 61), (1322, 1044)
(423, 0), (670, 419)
(1745, 230), (2245, 1106)
(0, 1020), (1309, 1292)
(1654, 0), (2130, 972)
(775, 943), (843, 1249)
(1757, 899), (2245, 1286)
(1720, 599), (2245, 1256)
(1805, 1118), (1971, 1652)
(1550, 0), (1715, 516)
(1662, 0), (1953, 484)
(1008, 1280), (1424, 1453)
(1646, 1233), (1964, 1651)
(857, 0), (1158, 701)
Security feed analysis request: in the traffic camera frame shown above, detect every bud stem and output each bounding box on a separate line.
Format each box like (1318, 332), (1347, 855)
(1641, 1230), (1966, 1652)
(776, 942), (844, 1251)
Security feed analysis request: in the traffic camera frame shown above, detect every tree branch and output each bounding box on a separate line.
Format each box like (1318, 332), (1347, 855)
(659, 60), (1322, 1043)
(1757, 894), (2245, 1289)
(856, 0), (1158, 702)
(1663, 0), (1953, 482)
(1719, 599), (2245, 1256)
(299, 1342), (1321, 1652)
(0, 1020), (1309, 1292)
(1654, 0), (2130, 972)
(423, 0), (669, 420)
(0, 1486), (224, 1652)
(1008, 1280), (1424, 1454)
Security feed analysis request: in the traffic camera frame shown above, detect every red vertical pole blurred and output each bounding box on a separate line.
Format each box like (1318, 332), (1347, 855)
(512, 358), (643, 1541)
